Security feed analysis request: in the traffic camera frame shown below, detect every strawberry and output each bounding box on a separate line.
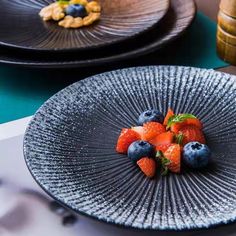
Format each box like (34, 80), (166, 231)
(116, 128), (140, 154)
(151, 131), (174, 145)
(163, 144), (181, 173)
(149, 131), (174, 152)
(142, 122), (165, 141)
(155, 143), (173, 152)
(137, 157), (156, 178)
(179, 125), (206, 145)
(167, 113), (202, 133)
(185, 118), (202, 130)
(163, 108), (175, 126)
(131, 126), (144, 138)
(170, 122), (184, 134)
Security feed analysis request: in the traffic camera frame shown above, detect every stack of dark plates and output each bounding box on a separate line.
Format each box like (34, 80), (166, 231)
(0, 0), (196, 68)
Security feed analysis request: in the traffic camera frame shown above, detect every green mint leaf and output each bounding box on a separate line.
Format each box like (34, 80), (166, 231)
(156, 151), (172, 176)
(161, 166), (169, 176)
(175, 133), (184, 145)
(57, 0), (69, 4)
(156, 150), (163, 158)
(161, 156), (171, 166)
(166, 115), (177, 129)
(160, 155), (171, 176)
(155, 150), (164, 162)
(161, 157), (171, 175)
(166, 114), (176, 130)
(166, 113), (196, 129)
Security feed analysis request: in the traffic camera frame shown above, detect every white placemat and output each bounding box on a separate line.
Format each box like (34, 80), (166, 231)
(0, 117), (236, 236)
(0, 116), (32, 141)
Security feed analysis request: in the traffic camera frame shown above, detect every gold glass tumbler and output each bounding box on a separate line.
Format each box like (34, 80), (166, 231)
(217, 0), (236, 65)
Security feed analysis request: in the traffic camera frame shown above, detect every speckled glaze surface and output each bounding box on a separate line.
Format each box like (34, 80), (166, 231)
(24, 66), (236, 230)
(0, 0), (169, 51)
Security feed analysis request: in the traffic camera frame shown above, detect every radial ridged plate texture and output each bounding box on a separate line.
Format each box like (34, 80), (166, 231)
(0, 0), (169, 51)
(24, 66), (236, 230)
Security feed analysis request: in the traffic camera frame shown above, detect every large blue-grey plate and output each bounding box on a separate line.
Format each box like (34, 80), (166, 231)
(24, 66), (236, 230)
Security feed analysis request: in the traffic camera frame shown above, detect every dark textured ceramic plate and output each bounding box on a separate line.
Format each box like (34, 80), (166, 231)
(24, 66), (236, 230)
(0, 0), (169, 51)
(0, 0), (195, 68)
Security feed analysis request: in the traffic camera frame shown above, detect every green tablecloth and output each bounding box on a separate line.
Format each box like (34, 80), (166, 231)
(0, 12), (228, 124)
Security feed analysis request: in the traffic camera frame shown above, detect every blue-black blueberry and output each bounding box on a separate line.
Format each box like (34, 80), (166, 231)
(183, 142), (211, 169)
(128, 140), (155, 162)
(138, 109), (164, 125)
(66, 4), (87, 18)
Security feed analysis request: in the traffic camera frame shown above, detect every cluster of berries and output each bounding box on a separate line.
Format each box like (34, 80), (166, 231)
(116, 109), (211, 178)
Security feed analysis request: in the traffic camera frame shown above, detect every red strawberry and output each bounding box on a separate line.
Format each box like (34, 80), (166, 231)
(116, 128), (140, 154)
(142, 122), (165, 141)
(137, 157), (156, 178)
(131, 126), (144, 138)
(149, 131), (174, 152)
(170, 122), (183, 134)
(179, 125), (206, 145)
(185, 118), (202, 129)
(155, 131), (174, 152)
(151, 131), (174, 145)
(163, 108), (175, 126)
(164, 144), (181, 173)
(156, 143), (173, 152)
(170, 117), (202, 133)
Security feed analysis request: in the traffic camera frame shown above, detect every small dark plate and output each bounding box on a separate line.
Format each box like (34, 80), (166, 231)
(0, 0), (195, 68)
(0, 0), (169, 51)
(24, 66), (236, 230)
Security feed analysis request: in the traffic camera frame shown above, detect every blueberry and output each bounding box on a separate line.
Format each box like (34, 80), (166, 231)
(183, 142), (211, 169)
(138, 109), (164, 125)
(128, 141), (155, 162)
(66, 4), (87, 18)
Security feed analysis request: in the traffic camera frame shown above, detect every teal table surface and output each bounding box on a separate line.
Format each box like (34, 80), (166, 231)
(0, 12), (228, 124)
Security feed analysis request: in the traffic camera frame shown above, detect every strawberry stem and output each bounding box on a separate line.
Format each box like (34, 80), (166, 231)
(155, 151), (171, 176)
(155, 150), (164, 160)
(175, 133), (184, 145)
